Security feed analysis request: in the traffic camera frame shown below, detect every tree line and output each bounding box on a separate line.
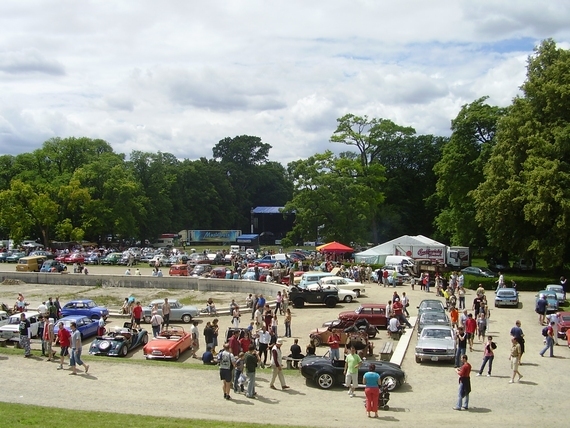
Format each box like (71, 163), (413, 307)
(1, 39), (569, 269)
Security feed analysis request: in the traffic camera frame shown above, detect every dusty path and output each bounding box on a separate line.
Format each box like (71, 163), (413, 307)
(0, 267), (569, 426)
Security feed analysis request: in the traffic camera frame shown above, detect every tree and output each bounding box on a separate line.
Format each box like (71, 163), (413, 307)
(212, 135), (271, 167)
(284, 151), (385, 244)
(473, 39), (570, 268)
(433, 97), (506, 246)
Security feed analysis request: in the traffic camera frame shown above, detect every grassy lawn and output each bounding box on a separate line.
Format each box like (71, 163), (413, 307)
(0, 402), (309, 428)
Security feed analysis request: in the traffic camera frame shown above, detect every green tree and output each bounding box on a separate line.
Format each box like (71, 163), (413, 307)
(284, 151), (385, 244)
(433, 97), (506, 246)
(473, 39), (570, 268)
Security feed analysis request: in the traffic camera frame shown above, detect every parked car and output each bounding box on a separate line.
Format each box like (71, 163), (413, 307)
(143, 326), (192, 360)
(545, 284), (566, 304)
(61, 300), (109, 321)
(242, 267), (269, 281)
(417, 299), (446, 316)
(53, 316), (99, 339)
(556, 312), (570, 339)
(338, 303), (388, 329)
(63, 253), (85, 264)
(169, 264), (189, 276)
(461, 266), (496, 278)
(208, 267), (229, 278)
(40, 260), (67, 273)
(0, 311), (41, 341)
(417, 311), (451, 335)
(415, 325), (456, 364)
(289, 285), (339, 308)
(6, 251), (26, 263)
(29, 250), (55, 259)
(300, 354), (405, 390)
(90, 322), (149, 357)
(535, 290), (559, 313)
(315, 318), (377, 341)
(101, 252), (122, 265)
(84, 253), (100, 265)
(318, 276), (366, 298)
(307, 283), (357, 303)
(148, 254), (170, 267)
(494, 288), (519, 308)
(142, 299), (200, 324)
(280, 271), (304, 286)
(513, 259), (535, 272)
(190, 264), (213, 277)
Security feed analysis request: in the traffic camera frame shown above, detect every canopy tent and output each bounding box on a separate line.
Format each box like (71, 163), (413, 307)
(316, 241), (354, 253)
(354, 235), (446, 265)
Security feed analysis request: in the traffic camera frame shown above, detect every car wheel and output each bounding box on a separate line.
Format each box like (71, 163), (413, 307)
(143, 316), (151, 324)
(368, 329), (377, 339)
(293, 298), (305, 308)
(343, 295), (353, 303)
(316, 372), (335, 389)
(174, 349), (181, 361)
(354, 290), (361, 298)
(382, 375), (397, 390)
(415, 355), (421, 364)
(120, 346), (128, 357)
(312, 335), (323, 347)
(324, 297), (337, 308)
(142, 334), (148, 345)
(182, 314), (192, 323)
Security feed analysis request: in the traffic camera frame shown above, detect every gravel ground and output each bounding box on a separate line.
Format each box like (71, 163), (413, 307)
(0, 264), (568, 427)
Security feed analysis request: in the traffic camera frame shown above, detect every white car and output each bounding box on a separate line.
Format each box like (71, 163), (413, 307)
(148, 254), (170, 267)
(318, 276), (366, 297)
(0, 311), (42, 341)
(0, 311), (9, 327)
(307, 283), (357, 303)
(415, 325), (456, 364)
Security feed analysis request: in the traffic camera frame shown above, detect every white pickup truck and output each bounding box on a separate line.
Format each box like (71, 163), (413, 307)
(0, 311), (41, 341)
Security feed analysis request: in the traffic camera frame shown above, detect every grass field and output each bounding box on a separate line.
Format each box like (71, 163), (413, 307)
(0, 402), (308, 428)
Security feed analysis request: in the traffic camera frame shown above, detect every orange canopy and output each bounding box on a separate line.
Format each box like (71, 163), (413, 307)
(316, 241), (354, 253)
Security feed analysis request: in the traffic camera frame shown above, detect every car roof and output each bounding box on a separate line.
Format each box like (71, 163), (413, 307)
(149, 299), (178, 304)
(422, 325), (453, 331)
(10, 311), (40, 319)
(67, 299), (96, 304)
(359, 303), (386, 308)
(546, 284), (563, 289)
(497, 288), (517, 294)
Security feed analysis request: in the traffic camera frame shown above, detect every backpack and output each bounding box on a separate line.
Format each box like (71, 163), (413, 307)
(541, 326), (549, 337)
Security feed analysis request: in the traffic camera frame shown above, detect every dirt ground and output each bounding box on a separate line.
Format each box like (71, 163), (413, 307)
(0, 264), (568, 427)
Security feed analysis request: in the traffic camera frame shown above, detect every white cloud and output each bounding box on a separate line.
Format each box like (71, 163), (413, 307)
(0, 0), (568, 165)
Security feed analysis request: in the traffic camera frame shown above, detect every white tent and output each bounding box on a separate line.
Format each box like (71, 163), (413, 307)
(355, 235), (446, 265)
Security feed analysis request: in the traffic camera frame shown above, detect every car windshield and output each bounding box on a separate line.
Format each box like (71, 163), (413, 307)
(547, 285), (562, 292)
(355, 306), (364, 314)
(498, 291), (516, 297)
(422, 314), (446, 322)
(423, 329), (452, 339)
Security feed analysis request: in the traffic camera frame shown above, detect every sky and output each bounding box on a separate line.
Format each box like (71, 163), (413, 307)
(1, 0), (569, 166)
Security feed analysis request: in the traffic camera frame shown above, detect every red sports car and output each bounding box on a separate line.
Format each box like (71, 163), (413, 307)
(143, 326), (192, 360)
(64, 253), (85, 264)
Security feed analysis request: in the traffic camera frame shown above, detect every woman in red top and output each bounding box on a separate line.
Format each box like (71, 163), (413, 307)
(239, 332), (252, 353)
(464, 314), (477, 352)
(131, 301), (143, 328)
(57, 322), (71, 370)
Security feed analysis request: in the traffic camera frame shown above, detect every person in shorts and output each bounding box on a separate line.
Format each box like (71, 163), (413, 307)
(218, 343), (235, 400)
(344, 346), (362, 397)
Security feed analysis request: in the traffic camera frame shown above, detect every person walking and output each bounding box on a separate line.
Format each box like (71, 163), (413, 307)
(269, 339), (290, 390)
(18, 313), (32, 358)
(150, 311), (163, 338)
(453, 354), (471, 410)
(57, 321), (71, 370)
(363, 363), (381, 418)
(343, 346), (362, 397)
(510, 320), (525, 364)
(257, 326), (271, 368)
(44, 317), (55, 361)
(477, 336), (496, 377)
(539, 321), (555, 357)
(69, 322), (89, 375)
(244, 343), (260, 398)
(162, 298), (171, 329)
(509, 336), (523, 383)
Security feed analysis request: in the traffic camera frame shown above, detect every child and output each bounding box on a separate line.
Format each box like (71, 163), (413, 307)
(477, 312), (487, 341)
(233, 352), (245, 393)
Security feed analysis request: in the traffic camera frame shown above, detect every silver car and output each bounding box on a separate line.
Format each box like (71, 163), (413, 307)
(545, 284), (566, 304)
(415, 325), (455, 364)
(418, 311), (451, 335)
(142, 299), (200, 324)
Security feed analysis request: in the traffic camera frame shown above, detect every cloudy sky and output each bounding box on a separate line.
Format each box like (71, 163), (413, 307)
(1, 0), (569, 165)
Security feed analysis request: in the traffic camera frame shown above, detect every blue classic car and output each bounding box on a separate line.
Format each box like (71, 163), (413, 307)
(40, 260), (67, 273)
(53, 316), (99, 339)
(535, 291), (559, 313)
(61, 300), (109, 321)
(89, 322), (149, 357)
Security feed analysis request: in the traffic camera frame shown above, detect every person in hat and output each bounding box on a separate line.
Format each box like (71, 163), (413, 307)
(269, 338), (290, 390)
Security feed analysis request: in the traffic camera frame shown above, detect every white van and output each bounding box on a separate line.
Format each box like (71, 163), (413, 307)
(230, 245), (240, 254)
(384, 255), (414, 267)
(298, 271), (334, 289)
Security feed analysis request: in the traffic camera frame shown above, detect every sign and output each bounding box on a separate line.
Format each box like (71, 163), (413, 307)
(189, 230), (242, 243)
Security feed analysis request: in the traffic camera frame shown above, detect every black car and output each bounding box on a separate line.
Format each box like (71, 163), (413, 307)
(300, 354), (405, 390)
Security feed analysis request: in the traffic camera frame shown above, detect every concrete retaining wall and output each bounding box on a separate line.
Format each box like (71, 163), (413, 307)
(0, 272), (286, 297)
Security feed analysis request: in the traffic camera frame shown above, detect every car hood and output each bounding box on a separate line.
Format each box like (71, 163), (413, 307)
(417, 337), (455, 348)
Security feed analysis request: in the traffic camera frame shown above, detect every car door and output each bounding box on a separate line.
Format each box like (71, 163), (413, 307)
(372, 307), (387, 327)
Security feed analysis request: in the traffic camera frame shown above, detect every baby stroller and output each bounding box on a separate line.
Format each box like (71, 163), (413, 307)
(364, 378), (393, 411)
